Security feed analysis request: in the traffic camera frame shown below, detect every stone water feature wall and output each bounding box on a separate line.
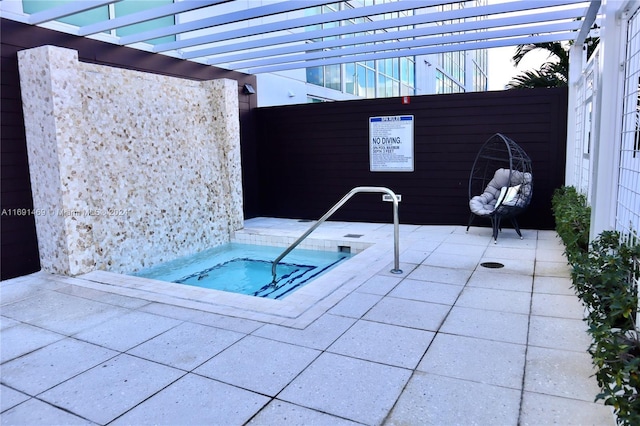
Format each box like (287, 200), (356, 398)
(18, 45), (243, 276)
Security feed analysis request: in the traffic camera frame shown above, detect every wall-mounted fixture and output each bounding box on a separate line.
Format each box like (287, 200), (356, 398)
(242, 83), (255, 95)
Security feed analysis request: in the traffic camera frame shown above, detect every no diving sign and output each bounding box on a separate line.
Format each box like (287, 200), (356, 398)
(369, 115), (414, 172)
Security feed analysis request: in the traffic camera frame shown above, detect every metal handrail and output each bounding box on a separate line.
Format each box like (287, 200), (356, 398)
(271, 186), (402, 284)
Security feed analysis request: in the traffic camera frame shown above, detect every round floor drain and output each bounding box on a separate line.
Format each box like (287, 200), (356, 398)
(481, 262), (505, 269)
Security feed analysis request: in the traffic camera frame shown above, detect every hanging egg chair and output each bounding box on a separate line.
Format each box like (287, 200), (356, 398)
(467, 133), (533, 243)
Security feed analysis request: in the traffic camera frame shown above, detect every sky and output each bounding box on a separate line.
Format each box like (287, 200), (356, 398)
(484, 0), (560, 91)
(487, 45), (553, 91)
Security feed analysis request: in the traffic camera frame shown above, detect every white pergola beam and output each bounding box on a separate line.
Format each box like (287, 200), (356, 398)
(157, 0), (430, 53)
(77, 0), (232, 36)
(2, 0), (601, 77)
(118, 0), (338, 45)
(245, 32), (577, 74)
(27, 0), (119, 25)
(230, 21), (581, 71)
(575, 0), (601, 44)
(175, 0), (586, 56)
(207, 7), (586, 66)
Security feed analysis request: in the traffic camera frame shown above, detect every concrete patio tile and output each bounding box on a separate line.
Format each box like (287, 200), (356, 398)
(0, 323), (64, 363)
(536, 237), (566, 251)
(248, 400), (362, 426)
(194, 335), (320, 396)
(456, 287), (531, 315)
(533, 275), (575, 295)
(278, 352), (411, 425)
(0, 398), (92, 425)
(139, 302), (265, 334)
(0, 221), (613, 426)
(389, 278), (463, 305)
(252, 313), (356, 350)
(363, 297), (450, 331)
(355, 274), (402, 296)
(537, 230), (561, 240)
(328, 291), (382, 318)
(519, 392), (615, 426)
(422, 252), (480, 270)
(56, 285), (150, 309)
(531, 293), (585, 319)
(187, 311), (266, 334)
(484, 245), (536, 261)
(417, 333), (525, 389)
(1, 338), (117, 396)
(328, 320), (434, 369)
(39, 353), (183, 425)
(0, 276), (66, 306)
(440, 306), (529, 344)
(406, 265), (473, 286)
(0, 384), (29, 412)
(432, 241), (487, 258)
(528, 316), (592, 352)
(111, 373), (269, 426)
(478, 256), (535, 275)
(376, 261), (418, 278)
(0, 316), (19, 331)
(0, 291), (129, 335)
(400, 247), (432, 264)
(385, 372), (521, 425)
(533, 248), (567, 262)
(138, 302), (207, 320)
(492, 233), (537, 249)
(525, 346), (601, 402)
(73, 310), (182, 352)
(445, 230), (494, 246)
(407, 225), (454, 239)
(535, 260), (573, 277)
(127, 322), (244, 370)
(467, 269), (533, 292)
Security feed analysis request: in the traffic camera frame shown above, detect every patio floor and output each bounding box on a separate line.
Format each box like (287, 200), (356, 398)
(0, 218), (615, 425)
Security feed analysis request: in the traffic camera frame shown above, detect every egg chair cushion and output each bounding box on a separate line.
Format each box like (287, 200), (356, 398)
(496, 171), (533, 210)
(469, 168), (510, 216)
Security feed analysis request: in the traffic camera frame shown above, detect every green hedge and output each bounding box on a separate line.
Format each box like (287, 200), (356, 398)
(551, 186), (591, 262)
(552, 186), (639, 425)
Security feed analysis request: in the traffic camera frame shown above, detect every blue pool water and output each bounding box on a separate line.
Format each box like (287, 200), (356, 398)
(132, 243), (353, 299)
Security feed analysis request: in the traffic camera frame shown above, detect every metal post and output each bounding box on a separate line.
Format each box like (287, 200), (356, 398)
(271, 186), (402, 284)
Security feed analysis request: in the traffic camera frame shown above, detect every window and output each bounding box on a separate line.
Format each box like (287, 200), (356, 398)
(307, 67), (324, 87)
(305, 0), (415, 99)
(472, 49), (488, 91)
(113, 1), (176, 45)
(22, 0), (175, 44)
(23, 0), (108, 27)
(325, 64), (341, 91)
(436, 70), (464, 94)
(435, 1), (488, 93)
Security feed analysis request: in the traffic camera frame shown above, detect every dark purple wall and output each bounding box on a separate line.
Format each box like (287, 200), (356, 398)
(254, 88), (567, 229)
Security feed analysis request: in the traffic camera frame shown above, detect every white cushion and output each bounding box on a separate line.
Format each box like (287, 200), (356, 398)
(502, 184), (522, 206)
(494, 186), (508, 209)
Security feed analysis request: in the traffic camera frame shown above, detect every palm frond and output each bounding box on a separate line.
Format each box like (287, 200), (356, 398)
(512, 42), (567, 67)
(509, 41), (570, 89)
(506, 69), (566, 89)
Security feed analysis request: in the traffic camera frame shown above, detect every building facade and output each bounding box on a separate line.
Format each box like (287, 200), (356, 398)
(263, 0), (489, 106)
(14, 0), (488, 106)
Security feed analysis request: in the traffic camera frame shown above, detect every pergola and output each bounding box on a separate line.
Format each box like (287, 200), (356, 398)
(0, 0), (600, 74)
